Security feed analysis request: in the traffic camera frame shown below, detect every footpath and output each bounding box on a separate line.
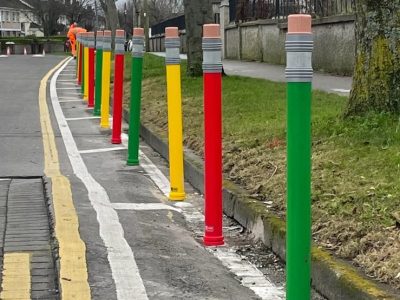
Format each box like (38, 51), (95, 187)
(151, 52), (353, 96)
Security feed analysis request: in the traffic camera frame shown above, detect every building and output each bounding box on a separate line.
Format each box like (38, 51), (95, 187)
(0, 0), (43, 37)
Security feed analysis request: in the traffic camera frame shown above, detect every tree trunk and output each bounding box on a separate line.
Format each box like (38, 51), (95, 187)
(183, 0), (213, 77)
(346, 0), (400, 116)
(100, 0), (120, 49)
(105, 0), (120, 30)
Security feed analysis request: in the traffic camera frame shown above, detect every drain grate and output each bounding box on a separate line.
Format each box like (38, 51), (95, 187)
(0, 178), (58, 299)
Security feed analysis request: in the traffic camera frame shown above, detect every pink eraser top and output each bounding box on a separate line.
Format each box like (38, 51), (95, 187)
(103, 30), (111, 37)
(165, 27), (178, 38)
(133, 28), (144, 37)
(116, 29), (125, 37)
(96, 31), (103, 36)
(288, 14), (312, 34)
(203, 24), (220, 38)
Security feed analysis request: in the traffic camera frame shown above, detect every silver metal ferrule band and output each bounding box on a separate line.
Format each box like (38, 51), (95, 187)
(165, 38), (180, 65)
(132, 36), (144, 58)
(202, 38), (222, 73)
(102, 37), (112, 52)
(96, 39), (103, 49)
(115, 37), (125, 54)
(285, 34), (314, 82)
(88, 37), (95, 48)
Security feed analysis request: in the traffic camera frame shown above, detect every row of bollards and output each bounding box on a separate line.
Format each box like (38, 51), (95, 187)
(76, 28), (147, 185)
(75, 25), (225, 246)
(75, 14), (313, 299)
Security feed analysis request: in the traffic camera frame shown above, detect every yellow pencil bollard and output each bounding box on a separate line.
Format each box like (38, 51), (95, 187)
(165, 27), (185, 201)
(100, 30), (112, 128)
(84, 32), (89, 100)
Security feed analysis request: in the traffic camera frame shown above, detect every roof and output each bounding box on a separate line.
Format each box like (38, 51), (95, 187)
(30, 22), (40, 29)
(0, 0), (31, 10)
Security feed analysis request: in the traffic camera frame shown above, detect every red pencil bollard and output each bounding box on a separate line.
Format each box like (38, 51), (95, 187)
(111, 29), (126, 144)
(203, 24), (224, 246)
(88, 32), (95, 108)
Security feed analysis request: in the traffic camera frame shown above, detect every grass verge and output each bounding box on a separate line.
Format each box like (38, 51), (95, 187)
(123, 53), (400, 289)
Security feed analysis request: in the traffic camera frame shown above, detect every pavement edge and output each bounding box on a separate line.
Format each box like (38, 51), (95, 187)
(123, 108), (399, 300)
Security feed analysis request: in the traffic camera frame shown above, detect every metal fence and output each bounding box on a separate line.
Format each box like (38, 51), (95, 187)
(229, 0), (355, 22)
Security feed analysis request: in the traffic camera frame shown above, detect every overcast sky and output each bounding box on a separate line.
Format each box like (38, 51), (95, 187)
(116, 0), (125, 9)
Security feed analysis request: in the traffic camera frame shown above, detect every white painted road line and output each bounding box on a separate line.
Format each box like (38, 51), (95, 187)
(51, 59), (149, 300)
(331, 88), (350, 93)
(66, 116), (100, 121)
(57, 87), (81, 90)
(210, 248), (285, 299)
(59, 99), (84, 103)
(122, 133), (170, 196)
(79, 147), (126, 154)
(124, 141), (285, 299)
(112, 203), (182, 212)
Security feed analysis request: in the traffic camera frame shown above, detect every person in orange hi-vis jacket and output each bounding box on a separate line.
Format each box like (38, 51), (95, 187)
(67, 23), (87, 58)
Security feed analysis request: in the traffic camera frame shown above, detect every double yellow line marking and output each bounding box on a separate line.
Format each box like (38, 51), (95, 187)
(39, 58), (91, 299)
(1, 253), (31, 299)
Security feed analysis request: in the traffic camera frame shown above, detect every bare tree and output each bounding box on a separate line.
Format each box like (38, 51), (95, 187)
(148, 0), (184, 25)
(64, 0), (95, 27)
(27, 0), (65, 35)
(183, 0), (213, 76)
(98, 0), (120, 32)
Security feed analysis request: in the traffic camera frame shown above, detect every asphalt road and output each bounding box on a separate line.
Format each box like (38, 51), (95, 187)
(0, 55), (326, 299)
(0, 55), (64, 177)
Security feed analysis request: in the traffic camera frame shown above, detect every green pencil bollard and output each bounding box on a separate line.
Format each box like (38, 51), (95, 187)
(81, 33), (85, 95)
(127, 28), (145, 166)
(286, 14), (313, 300)
(94, 31), (103, 116)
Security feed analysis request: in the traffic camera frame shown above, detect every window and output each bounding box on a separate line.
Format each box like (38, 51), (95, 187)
(5, 11), (9, 22)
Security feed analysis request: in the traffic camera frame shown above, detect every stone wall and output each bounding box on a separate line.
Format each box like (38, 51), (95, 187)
(225, 15), (355, 75)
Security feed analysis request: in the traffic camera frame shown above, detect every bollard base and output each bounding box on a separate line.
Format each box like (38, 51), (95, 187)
(127, 159), (139, 166)
(203, 235), (224, 246)
(169, 192), (185, 201)
(100, 123), (110, 129)
(111, 138), (122, 144)
(93, 109), (100, 116)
